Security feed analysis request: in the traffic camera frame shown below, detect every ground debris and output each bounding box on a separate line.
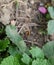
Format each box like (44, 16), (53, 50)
(0, 0), (51, 47)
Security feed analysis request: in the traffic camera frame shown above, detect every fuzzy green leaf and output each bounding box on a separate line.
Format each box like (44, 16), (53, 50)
(5, 25), (27, 53)
(8, 45), (19, 55)
(21, 53), (32, 65)
(30, 47), (44, 59)
(43, 41), (54, 58)
(47, 20), (54, 35)
(32, 58), (48, 65)
(48, 6), (54, 19)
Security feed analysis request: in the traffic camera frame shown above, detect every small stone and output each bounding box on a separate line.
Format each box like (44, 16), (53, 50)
(40, 3), (44, 6)
(11, 20), (16, 26)
(38, 6), (47, 14)
(31, 0), (34, 4)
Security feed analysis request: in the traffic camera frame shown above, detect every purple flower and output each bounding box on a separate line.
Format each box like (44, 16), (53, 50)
(38, 7), (47, 14)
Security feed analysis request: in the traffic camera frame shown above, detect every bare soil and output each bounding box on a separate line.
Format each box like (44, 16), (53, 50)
(0, 0), (52, 47)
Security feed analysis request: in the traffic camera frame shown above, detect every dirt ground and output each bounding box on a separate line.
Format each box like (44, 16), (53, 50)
(0, 0), (52, 47)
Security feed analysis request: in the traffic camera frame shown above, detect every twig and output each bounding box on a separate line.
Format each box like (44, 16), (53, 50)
(18, 23), (26, 34)
(24, 40), (41, 47)
(0, 0), (15, 8)
(18, 23), (38, 34)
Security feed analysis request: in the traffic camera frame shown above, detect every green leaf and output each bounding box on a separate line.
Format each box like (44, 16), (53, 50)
(47, 20), (54, 35)
(32, 58), (48, 65)
(48, 6), (54, 19)
(8, 45), (19, 55)
(15, 54), (26, 65)
(0, 58), (3, 64)
(0, 56), (20, 65)
(30, 47), (44, 59)
(5, 25), (27, 53)
(46, 13), (51, 20)
(0, 38), (10, 51)
(49, 57), (54, 65)
(15, 0), (19, 8)
(21, 53), (32, 65)
(43, 41), (54, 58)
(0, 26), (4, 34)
